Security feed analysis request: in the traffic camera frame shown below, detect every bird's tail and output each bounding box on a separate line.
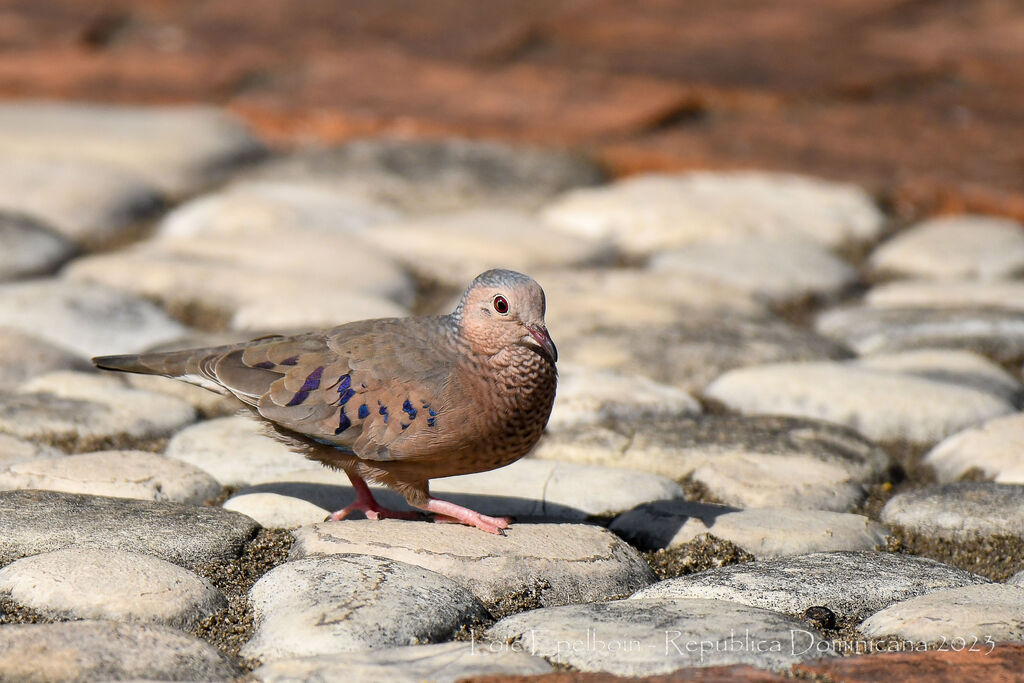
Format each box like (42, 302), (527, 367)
(92, 348), (204, 378)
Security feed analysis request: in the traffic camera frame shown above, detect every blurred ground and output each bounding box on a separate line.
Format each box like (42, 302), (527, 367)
(0, 0), (1021, 222)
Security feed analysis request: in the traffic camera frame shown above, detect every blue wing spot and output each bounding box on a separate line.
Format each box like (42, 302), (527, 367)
(426, 407), (437, 427)
(334, 408), (351, 435)
(286, 366), (324, 406)
(358, 404), (369, 419)
(401, 423), (409, 430)
(280, 356), (299, 366)
(338, 388), (355, 405)
(402, 400), (417, 420)
(252, 361), (276, 369)
(379, 404), (389, 424)
(336, 374), (351, 392)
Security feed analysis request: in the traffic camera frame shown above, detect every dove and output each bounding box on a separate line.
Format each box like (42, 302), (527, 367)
(92, 269), (557, 534)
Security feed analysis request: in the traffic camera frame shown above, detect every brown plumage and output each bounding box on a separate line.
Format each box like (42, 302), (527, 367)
(92, 269), (557, 534)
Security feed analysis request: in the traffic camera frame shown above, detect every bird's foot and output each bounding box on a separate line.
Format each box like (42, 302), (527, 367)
(328, 500), (421, 522)
(424, 498), (510, 535)
(329, 472), (422, 522)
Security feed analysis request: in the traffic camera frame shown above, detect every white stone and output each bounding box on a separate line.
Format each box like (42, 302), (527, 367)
(705, 361), (1014, 443)
(0, 102), (265, 196)
(251, 642), (554, 683)
(866, 279), (1024, 311)
(611, 500), (889, 558)
(856, 349), (1023, 404)
(6, 371), (196, 452)
(542, 171), (885, 257)
(925, 413), (1024, 483)
(0, 621), (239, 681)
(650, 238), (856, 303)
(633, 551), (990, 620)
(291, 520), (656, 610)
(487, 597), (830, 674)
(0, 213), (74, 281)
(361, 209), (615, 287)
(0, 278), (187, 357)
(869, 215), (1024, 280)
(547, 364), (701, 429)
(164, 415), (303, 487)
(859, 584), (1024, 643)
(879, 482), (1024, 541)
(815, 305), (1024, 361)
(65, 232), (414, 332)
(224, 492), (330, 529)
(123, 372), (239, 418)
(0, 327), (91, 386)
(0, 450), (221, 504)
(157, 180), (400, 239)
(0, 433), (61, 468)
(533, 415), (890, 507)
(0, 548), (225, 628)
(0, 156), (160, 248)
(242, 555), (488, 662)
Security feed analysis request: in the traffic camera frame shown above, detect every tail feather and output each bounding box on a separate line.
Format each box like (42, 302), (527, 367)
(91, 353), (160, 375)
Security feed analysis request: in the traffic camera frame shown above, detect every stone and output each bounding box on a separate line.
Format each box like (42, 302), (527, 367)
(0, 450), (222, 504)
(879, 482), (1024, 541)
(559, 313), (850, 395)
(541, 172), (885, 257)
(230, 466), (408, 520)
(224, 492), (331, 529)
(251, 642), (554, 683)
(0, 489), (259, 570)
(547, 364), (701, 430)
(291, 520), (656, 610)
(486, 597), (831, 675)
(815, 306), (1024, 363)
(0, 328), (91, 386)
(610, 500), (889, 558)
(649, 239), (857, 303)
(361, 209), (615, 288)
(157, 179), (400, 239)
(0, 102), (265, 196)
(0, 547), (225, 628)
(0, 155), (161, 249)
(0, 620), (239, 682)
(242, 554), (488, 662)
(1010, 571), (1024, 587)
(0, 278), (187, 357)
(65, 231), (414, 332)
(0, 433), (60, 468)
(856, 349), (1024, 405)
(430, 458), (684, 520)
(244, 138), (605, 213)
(164, 415), (304, 487)
(704, 361), (1014, 444)
(632, 551), (991, 621)
(0, 212), (74, 281)
(794, 645), (1024, 683)
(4, 371), (196, 452)
(859, 583), (1024, 643)
(235, 458), (683, 526)
(868, 215), (1024, 280)
(925, 413), (1024, 484)
(532, 268), (768, 340)
(534, 415), (891, 512)
(866, 279), (1024, 312)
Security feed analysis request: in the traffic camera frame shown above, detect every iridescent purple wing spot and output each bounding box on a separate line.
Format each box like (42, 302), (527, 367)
(286, 366), (324, 407)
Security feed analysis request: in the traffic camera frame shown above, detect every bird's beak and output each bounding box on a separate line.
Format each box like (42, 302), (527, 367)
(526, 324), (557, 362)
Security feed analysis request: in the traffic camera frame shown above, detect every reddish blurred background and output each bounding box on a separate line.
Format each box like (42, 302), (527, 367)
(1, 0), (1022, 220)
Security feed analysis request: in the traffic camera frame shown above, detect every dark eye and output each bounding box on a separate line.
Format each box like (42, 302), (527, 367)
(492, 295), (509, 314)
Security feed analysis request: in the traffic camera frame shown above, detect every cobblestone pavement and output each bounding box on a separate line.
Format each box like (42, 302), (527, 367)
(1, 1), (1023, 222)
(0, 102), (1022, 682)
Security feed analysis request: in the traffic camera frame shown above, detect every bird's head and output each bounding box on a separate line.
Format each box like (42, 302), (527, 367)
(455, 269), (557, 364)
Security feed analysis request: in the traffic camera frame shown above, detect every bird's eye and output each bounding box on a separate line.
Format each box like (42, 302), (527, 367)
(492, 295), (509, 314)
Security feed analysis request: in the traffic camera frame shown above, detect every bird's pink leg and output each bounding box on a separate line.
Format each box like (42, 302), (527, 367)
(424, 497), (511, 535)
(329, 473), (421, 522)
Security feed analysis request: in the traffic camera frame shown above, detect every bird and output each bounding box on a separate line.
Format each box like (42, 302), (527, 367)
(92, 269), (557, 534)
